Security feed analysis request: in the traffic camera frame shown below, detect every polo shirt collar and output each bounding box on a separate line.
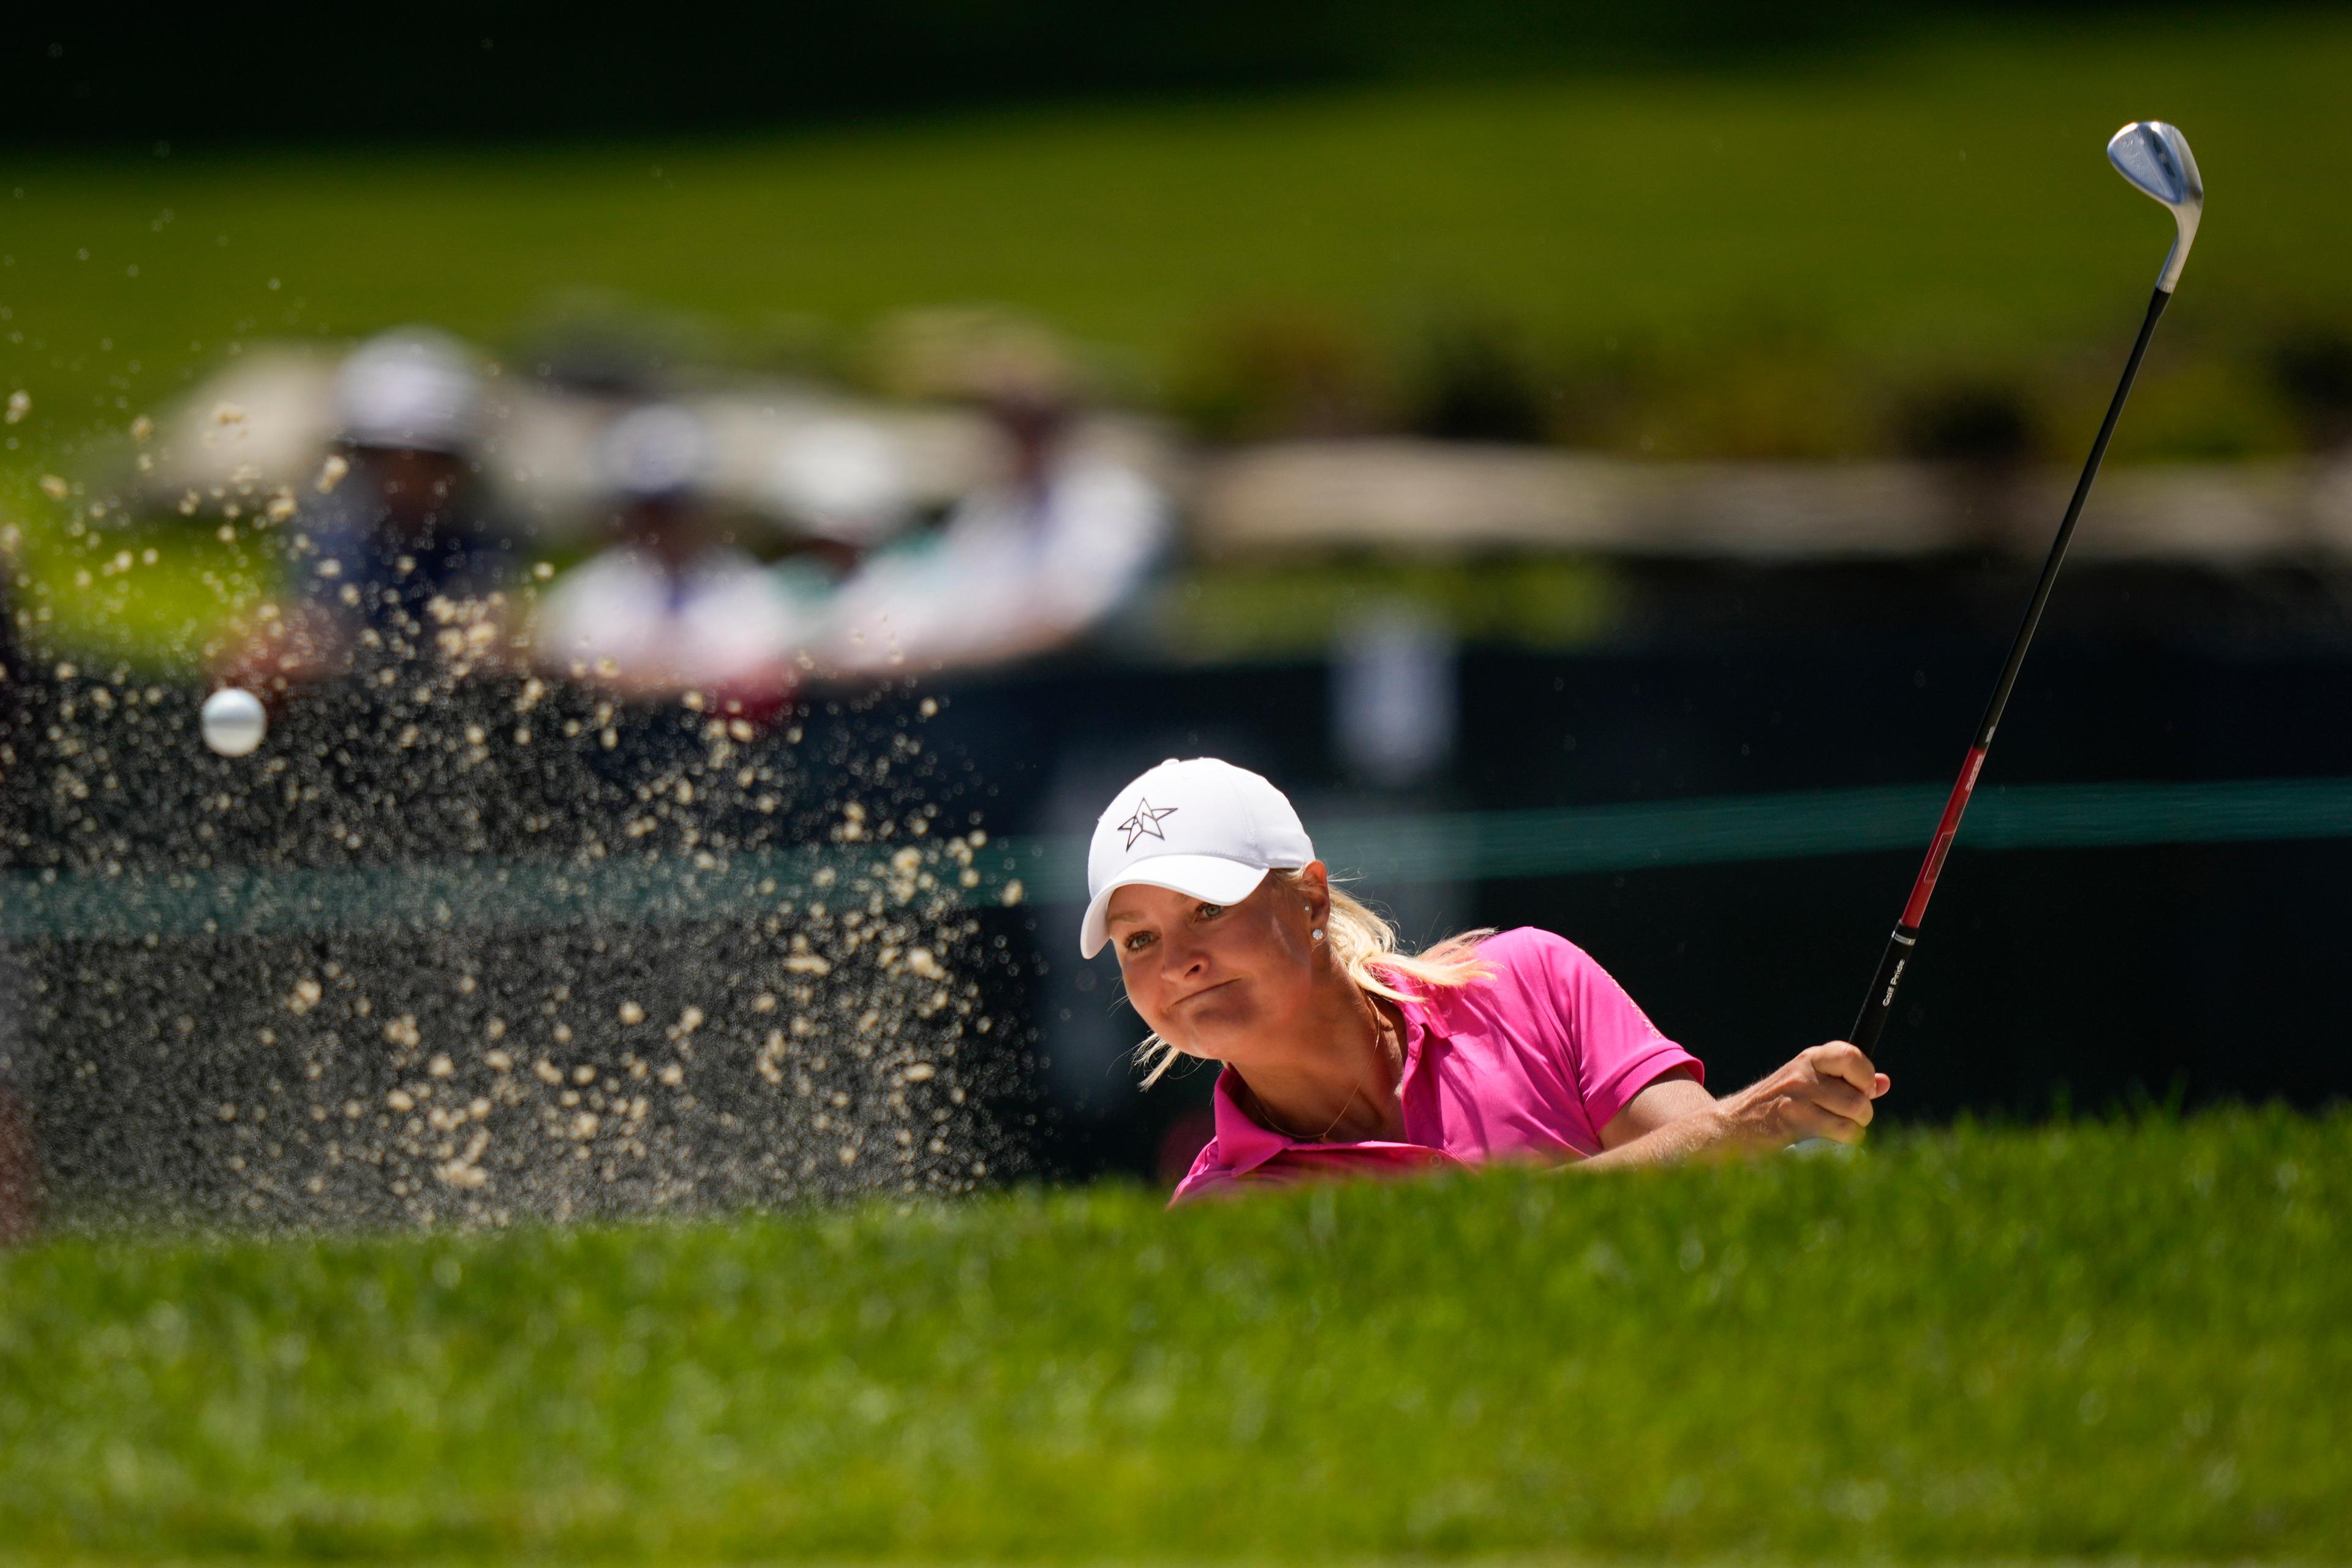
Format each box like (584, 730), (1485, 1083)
(1206, 989), (1442, 1175)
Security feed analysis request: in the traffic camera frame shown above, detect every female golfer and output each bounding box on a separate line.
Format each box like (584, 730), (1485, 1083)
(1080, 758), (1889, 1201)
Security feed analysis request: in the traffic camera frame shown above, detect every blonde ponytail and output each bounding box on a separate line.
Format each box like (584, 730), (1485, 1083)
(1134, 870), (1494, 1087)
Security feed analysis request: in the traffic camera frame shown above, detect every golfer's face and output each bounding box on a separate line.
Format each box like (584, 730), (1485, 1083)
(1105, 879), (1308, 1060)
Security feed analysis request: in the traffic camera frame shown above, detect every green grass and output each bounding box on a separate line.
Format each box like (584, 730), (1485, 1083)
(4, 13), (2351, 466)
(3, 1109), (2346, 1561)
(0, 504), (280, 677)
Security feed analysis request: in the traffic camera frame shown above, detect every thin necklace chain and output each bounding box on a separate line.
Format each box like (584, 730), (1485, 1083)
(1255, 1080), (1362, 1143)
(1248, 1000), (1403, 1143)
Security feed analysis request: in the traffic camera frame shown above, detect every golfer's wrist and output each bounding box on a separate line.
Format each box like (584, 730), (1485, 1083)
(1711, 1091), (1782, 1150)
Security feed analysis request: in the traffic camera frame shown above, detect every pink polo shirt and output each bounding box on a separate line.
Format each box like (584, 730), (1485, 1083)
(1171, 927), (1702, 1204)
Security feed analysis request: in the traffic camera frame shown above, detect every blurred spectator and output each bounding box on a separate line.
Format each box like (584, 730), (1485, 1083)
(534, 404), (800, 713)
(821, 356), (1169, 675)
(763, 415), (913, 620)
(225, 328), (513, 686)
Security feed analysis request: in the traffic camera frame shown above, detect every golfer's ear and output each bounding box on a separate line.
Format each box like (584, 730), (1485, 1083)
(1292, 861), (1333, 925)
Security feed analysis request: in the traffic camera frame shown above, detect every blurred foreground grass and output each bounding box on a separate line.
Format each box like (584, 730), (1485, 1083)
(2, 1110), (2345, 1561)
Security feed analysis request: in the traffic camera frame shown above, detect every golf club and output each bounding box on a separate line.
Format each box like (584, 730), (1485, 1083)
(1847, 121), (2204, 1060)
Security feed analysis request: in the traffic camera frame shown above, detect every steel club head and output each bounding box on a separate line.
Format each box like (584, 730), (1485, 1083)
(2107, 121), (2203, 294)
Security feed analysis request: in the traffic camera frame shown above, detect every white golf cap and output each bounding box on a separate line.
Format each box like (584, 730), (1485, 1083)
(334, 327), (482, 454)
(601, 403), (715, 502)
(1079, 758), (1316, 959)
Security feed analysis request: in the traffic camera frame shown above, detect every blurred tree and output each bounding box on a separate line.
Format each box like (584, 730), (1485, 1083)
(2271, 331), (2352, 453)
(1897, 380), (2040, 464)
(1404, 315), (1549, 444)
(1175, 307), (1389, 442)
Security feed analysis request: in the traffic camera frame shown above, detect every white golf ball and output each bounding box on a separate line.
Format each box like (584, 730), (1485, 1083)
(200, 687), (268, 758)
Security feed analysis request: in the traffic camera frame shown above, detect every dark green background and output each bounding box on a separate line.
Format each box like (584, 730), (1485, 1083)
(8, 2), (2320, 145)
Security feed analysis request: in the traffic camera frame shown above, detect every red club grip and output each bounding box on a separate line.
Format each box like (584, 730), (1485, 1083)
(1900, 746), (1987, 929)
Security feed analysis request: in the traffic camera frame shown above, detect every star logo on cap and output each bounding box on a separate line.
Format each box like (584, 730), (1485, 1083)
(1118, 797), (1177, 850)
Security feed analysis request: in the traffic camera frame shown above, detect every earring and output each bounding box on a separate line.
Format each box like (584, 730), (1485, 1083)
(1311, 928), (1325, 942)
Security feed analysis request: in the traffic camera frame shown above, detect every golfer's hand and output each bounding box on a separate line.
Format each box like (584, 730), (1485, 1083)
(1722, 1042), (1889, 1147)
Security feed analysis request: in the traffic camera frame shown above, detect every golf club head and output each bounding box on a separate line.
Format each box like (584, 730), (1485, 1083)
(2107, 121), (2203, 293)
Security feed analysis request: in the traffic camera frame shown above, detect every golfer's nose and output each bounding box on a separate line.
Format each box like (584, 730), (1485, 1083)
(1161, 925), (1211, 979)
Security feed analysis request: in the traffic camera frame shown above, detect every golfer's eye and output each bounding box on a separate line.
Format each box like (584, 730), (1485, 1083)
(1121, 930), (1155, 954)
(1196, 903), (1223, 921)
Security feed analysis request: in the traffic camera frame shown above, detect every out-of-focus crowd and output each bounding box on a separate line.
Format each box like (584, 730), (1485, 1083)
(191, 320), (1174, 714)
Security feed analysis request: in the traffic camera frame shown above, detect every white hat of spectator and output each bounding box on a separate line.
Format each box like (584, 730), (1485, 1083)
(334, 327), (483, 453)
(601, 403), (715, 502)
(1080, 758), (1317, 958)
(766, 416), (911, 548)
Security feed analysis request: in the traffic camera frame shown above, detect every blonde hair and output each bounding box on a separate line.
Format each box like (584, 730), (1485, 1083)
(1135, 870), (1494, 1087)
